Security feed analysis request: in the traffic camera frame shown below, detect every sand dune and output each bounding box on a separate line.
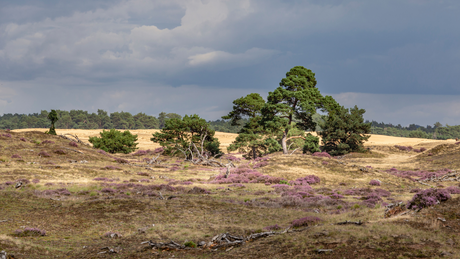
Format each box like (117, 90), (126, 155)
(12, 128), (454, 151)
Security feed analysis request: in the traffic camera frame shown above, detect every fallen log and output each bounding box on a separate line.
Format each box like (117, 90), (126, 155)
(59, 134), (92, 147)
(336, 220), (363, 225)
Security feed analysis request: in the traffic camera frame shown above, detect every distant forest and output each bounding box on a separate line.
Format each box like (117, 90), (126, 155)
(0, 109), (245, 133)
(0, 110), (459, 139)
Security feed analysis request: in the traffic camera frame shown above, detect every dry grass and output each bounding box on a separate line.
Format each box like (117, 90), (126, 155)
(1, 129), (459, 258)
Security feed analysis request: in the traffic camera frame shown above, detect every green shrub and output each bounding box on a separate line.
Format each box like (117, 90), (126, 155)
(89, 129), (138, 154)
(184, 241), (197, 248)
(302, 133), (320, 154)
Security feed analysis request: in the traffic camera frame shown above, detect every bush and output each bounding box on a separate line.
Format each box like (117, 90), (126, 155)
(89, 129), (138, 154)
(407, 188), (451, 210)
(38, 151), (51, 157)
(11, 154), (22, 159)
(184, 241), (197, 248)
(291, 216), (322, 228)
(14, 228), (46, 236)
(369, 180), (381, 186)
(302, 134), (320, 154)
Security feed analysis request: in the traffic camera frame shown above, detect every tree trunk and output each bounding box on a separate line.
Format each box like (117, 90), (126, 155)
(281, 130), (288, 154)
(252, 146), (256, 160)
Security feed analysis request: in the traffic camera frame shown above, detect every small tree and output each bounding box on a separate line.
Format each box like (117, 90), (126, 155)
(302, 133), (320, 154)
(151, 114), (223, 163)
(47, 110), (59, 135)
(319, 105), (371, 156)
(89, 129), (138, 154)
(261, 66), (340, 154)
(222, 93), (279, 159)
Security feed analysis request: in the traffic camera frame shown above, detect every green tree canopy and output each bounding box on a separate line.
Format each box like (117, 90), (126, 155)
(151, 114), (222, 159)
(89, 129), (139, 154)
(47, 110), (59, 135)
(261, 66), (339, 154)
(319, 105), (371, 156)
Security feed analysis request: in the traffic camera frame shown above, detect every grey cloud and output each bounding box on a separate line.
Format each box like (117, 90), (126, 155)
(0, 0), (459, 125)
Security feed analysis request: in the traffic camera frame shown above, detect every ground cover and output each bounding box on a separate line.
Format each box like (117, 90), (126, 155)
(1, 129), (459, 258)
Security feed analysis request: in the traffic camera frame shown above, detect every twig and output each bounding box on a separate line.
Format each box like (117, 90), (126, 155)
(158, 192), (165, 200)
(289, 148), (300, 155)
(336, 220), (363, 225)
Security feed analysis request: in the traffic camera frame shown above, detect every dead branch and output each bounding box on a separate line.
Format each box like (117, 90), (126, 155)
(59, 134), (92, 147)
(289, 148), (301, 155)
(60, 147), (83, 154)
(147, 152), (163, 165)
(336, 220), (363, 225)
(286, 136), (306, 141)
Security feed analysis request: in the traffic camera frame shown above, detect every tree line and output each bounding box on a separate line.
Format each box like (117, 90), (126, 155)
(0, 110), (245, 133)
(368, 121), (460, 140)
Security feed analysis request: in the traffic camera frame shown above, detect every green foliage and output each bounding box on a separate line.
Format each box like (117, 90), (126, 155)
(261, 66), (340, 154)
(184, 241), (196, 248)
(151, 114), (222, 158)
(279, 180), (289, 185)
(47, 110), (59, 135)
(88, 129), (139, 154)
(320, 105), (371, 156)
(302, 133), (320, 154)
(408, 130), (429, 139)
(222, 93), (265, 126)
(158, 112), (182, 129)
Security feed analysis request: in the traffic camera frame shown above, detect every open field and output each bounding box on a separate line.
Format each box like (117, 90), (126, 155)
(1, 129), (460, 258)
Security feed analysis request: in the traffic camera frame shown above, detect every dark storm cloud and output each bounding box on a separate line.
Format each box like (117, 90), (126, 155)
(0, 0), (459, 125)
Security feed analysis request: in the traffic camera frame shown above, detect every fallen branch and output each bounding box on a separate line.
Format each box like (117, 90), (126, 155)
(289, 148), (301, 155)
(60, 147), (83, 154)
(59, 134), (92, 147)
(336, 220), (363, 225)
(141, 227), (308, 251)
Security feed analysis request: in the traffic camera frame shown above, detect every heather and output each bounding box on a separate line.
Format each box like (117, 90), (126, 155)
(312, 152), (331, 158)
(407, 188), (451, 210)
(386, 168), (452, 181)
(14, 228), (46, 237)
(291, 216), (322, 228)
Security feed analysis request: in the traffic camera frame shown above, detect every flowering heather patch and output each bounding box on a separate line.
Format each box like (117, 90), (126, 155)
(271, 184), (291, 192)
(224, 155), (242, 162)
(386, 168), (452, 181)
(253, 161), (269, 168)
(102, 165), (122, 170)
(322, 161), (329, 165)
(446, 186), (460, 194)
(395, 145), (413, 151)
(410, 188), (422, 193)
(20, 137), (27, 142)
(97, 150), (108, 155)
(38, 151), (51, 157)
(41, 140), (54, 144)
(2, 133), (12, 138)
(93, 177), (115, 182)
(264, 224), (282, 231)
(152, 147), (164, 154)
(142, 157), (151, 162)
(361, 193), (383, 208)
(414, 147), (427, 153)
(407, 188), (451, 210)
(11, 154), (22, 159)
(228, 183), (246, 188)
(101, 188), (116, 193)
(136, 172), (150, 176)
(54, 149), (66, 155)
(188, 186), (211, 194)
(170, 166), (180, 171)
(211, 167), (284, 185)
(44, 183), (54, 186)
(369, 180), (381, 186)
(312, 152), (331, 158)
(254, 156), (270, 162)
(69, 141), (78, 147)
(132, 150), (149, 156)
(32, 179), (40, 184)
(366, 166), (373, 169)
(115, 158), (129, 164)
(344, 188), (390, 197)
(5, 181), (13, 186)
(42, 188), (71, 196)
(427, 153), (433, 156)
(291, 216), (322, 228)
(330, 193), (344, 199)
(14, 228), (46, 237)
(139, 179), (150, 183)
(290, 175), (320, 185)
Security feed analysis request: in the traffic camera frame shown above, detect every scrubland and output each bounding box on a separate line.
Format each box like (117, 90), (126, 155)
(1, 129), (460, 258)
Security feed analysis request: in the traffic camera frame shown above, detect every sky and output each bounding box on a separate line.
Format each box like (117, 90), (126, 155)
(0, 0), (459, 127)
